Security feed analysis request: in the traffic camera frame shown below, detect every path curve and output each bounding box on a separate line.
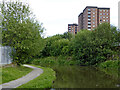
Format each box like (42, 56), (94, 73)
(0, 64), (43, 88)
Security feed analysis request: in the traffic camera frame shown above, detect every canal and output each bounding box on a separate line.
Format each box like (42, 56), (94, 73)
(51, 66), (119, 88)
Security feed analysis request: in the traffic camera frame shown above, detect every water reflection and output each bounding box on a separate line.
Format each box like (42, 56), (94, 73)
(52, 66), (119, 88)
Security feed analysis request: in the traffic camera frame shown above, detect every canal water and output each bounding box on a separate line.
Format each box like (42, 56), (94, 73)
(51, 66), (119, 88)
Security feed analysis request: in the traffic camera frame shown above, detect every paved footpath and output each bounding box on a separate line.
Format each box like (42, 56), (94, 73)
(0, 65), (43, 88)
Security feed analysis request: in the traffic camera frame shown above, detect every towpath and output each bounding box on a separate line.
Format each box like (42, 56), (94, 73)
(0, 65), (43, 88)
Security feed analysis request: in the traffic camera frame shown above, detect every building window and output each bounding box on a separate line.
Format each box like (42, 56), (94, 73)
(93, 15), (95, 17)
(88, 19), (91, 21)
(100, 16), (102, 19)
(93, 25), (95, 27)
(93, 9), (95, 11)
(106, 20), (108, 22)
(88, 15), (91, 17)
(88, 25), (91, 27)
(88, 8), (91, 11)
(106, 17), (108, 18)
(88, 17), (91, 19)
(107, 13), (109, 15)
(106, 10), (108, 12)
(88, 12), (91, 14)
(103, 16), (105, 18)
(103, 10), (105, 12)
(103, 19), (105, 21)
(100, 13), (102, 15)
(100, 9), (102, 12)
(93, 18), (95, 21)
(93, 12), (95, 14)
(103, 13), (105, 15)
(88, 29), (91, 30)
(100, 19), (102, 22)
(93, 22), (95, 24)
(88, 22), (91, 24)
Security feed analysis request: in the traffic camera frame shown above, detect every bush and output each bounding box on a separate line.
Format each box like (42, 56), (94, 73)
(50, 39), (69, 56)
(31, 56), (77, 67)
(99, 60), (120, 69)
(41, 35), (71, 57)
(98, 60), (119, 78)
(71, 23), (118, 65)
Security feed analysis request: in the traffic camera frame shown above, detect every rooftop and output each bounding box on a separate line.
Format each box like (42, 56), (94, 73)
(78, 6), (110, 16)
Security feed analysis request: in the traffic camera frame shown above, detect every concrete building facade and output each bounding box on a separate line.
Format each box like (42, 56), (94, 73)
(78, 6), (110, 31)
(68, 24), (78, 34)
(78, 13), (83, 32)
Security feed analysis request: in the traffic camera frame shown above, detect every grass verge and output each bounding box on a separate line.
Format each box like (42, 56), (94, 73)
(31, 56), (77, 67)
(18, 64), (56, 88)
(1, 65), (33, 84)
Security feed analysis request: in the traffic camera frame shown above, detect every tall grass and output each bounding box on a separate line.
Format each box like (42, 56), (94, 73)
(31, 56), (77, 67)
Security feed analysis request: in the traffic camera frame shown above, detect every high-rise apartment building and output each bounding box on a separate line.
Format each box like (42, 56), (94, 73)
(68, 24), (78, 34)
(78, 6), (110, 31)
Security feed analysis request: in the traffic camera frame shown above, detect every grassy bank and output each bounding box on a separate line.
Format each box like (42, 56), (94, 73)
(31, 56), (77, 67)
(18, 64), (56, 88)
(98, 60), (119, 79)
(1, 65), (33, 84)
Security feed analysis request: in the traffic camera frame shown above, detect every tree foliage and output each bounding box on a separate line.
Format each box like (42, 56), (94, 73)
(71, 23), (118, 65)
(39, 23), (119, 66)
(1, 1), (44, 65)
(50, 39), (69, 56)
(40, 33), (72, 57)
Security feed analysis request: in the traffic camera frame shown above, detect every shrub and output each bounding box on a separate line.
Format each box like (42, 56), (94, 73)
(99, 60), (119, 69)
(71, 23), (118, 65)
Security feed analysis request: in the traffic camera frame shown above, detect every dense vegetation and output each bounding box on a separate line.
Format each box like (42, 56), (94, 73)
(71, 23), (119, 65)
(99, 60), (120, 69)
(31, 56), (77, 67)
(1, 1), (44, 65)
(33, 23), (120, 66)
(98, 60), (120, 79)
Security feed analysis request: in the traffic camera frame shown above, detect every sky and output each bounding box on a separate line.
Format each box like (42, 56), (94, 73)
(1, 0), (120, 37)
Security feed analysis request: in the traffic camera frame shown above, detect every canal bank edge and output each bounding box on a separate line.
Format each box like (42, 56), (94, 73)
(17, 64), (56, 88)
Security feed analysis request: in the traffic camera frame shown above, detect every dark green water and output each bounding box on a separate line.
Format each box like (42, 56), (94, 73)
(51, 66), (119, 88)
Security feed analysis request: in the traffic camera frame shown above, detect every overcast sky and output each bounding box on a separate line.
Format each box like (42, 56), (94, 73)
(2, 0), (120, 37)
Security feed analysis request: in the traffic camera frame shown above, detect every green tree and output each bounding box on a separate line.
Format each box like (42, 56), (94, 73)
(60, 32), (73, 40)
(40, 35), (62, 57)
(71, 23), (118, 65)
(1, 1), (44, 65)
(50, 39), (69, 56)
